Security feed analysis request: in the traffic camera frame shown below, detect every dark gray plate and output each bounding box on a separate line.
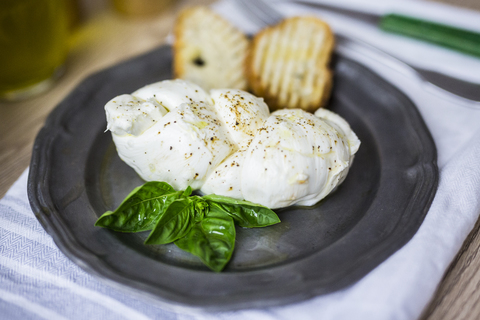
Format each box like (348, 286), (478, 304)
(28, 45), (438, 311)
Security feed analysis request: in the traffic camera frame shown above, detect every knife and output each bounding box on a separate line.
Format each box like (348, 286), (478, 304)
(293, 0), (480, 58)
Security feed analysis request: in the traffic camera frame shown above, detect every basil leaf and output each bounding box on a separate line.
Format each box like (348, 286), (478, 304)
(183, 186), (192, 197)
(175, 208), (235, 272)
(144, 197), (208, 245)
(203, 194), (280, 228)
(95, 181), (183, 232)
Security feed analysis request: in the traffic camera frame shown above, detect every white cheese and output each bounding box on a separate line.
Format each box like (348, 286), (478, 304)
(210, 89), (270, 147)
(105, 80), (235, 190)
(105, 94), (167, 136)
(105, 79), (360, 209)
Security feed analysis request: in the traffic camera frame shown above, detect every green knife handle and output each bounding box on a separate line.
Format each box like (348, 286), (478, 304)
(379, 13), (480, 58)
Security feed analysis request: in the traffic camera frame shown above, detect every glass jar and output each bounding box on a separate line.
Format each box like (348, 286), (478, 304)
(0, 0), (68, 100)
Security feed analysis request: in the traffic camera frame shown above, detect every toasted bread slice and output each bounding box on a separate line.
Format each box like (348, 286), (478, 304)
(246, 16), (334, 112)
(173, 6), (249, 91)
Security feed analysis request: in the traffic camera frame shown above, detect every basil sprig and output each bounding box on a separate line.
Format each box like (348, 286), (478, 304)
(95, 181), (280, 272)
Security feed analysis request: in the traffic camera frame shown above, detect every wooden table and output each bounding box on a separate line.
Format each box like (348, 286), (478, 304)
(1, 0), (478, 318)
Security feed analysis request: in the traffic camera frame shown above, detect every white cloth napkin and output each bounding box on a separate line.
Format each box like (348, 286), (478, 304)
(1, 0), (480, 319)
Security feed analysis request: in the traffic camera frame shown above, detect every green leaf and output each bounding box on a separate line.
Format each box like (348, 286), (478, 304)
(94, 181), (184, 232)
(203, 194), (280, 228)
(175, 207), (236, 272)
(144, 197), (208, 245)
(183, 186), (192, 197)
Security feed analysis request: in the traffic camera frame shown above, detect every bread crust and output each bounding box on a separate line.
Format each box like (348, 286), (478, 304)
(246, 16), (335, 112)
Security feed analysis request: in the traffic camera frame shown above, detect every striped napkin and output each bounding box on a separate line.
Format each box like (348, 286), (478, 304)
(2, 0), (480, 319)
(0, 170), (180, 320)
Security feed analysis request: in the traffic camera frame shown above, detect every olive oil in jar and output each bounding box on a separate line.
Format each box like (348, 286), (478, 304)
(0, 0), (68, 100)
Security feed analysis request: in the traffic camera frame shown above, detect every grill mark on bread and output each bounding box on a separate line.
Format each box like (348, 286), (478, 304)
(246, 16), (334, 113)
